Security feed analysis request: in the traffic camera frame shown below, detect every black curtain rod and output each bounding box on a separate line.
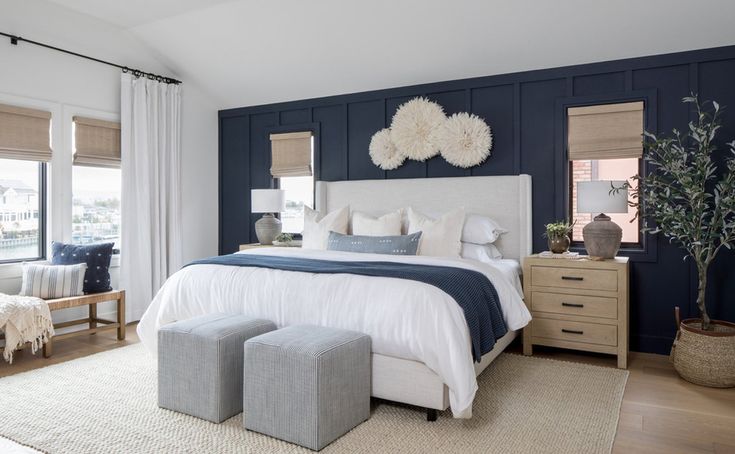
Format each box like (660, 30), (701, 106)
(1, 31), (182, 85)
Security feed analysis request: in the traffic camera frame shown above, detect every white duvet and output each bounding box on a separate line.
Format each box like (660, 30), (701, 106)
(137, 247), (531, 418)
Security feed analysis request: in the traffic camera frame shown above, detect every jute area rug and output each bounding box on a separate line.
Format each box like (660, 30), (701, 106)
(0, 344), (628, 454)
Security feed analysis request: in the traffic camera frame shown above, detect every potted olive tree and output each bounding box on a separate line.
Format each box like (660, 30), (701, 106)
(616, 96), (735, 387)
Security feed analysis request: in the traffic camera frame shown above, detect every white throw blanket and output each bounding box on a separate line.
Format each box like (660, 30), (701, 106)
(0, 293), (55, 363)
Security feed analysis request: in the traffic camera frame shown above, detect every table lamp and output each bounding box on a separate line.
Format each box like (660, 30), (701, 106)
(251, 189), (286, 245)
(577, 181), (628, 260)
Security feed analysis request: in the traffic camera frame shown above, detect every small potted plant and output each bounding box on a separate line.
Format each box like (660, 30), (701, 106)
(542, 220), (574, 254)
(273, 232), (294, 247)
(614, 96), (735, 387)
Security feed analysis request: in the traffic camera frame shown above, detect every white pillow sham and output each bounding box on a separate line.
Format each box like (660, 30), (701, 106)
(407, 207), (465, 257)
(460, 242), (503, 263)
(19, 262), (87, 299)
(462, 213), (508, 245)
(351, 210), (402, 236)
(302, 206), (349, 249)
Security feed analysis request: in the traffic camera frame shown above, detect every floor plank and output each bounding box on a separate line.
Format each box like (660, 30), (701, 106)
(1, 327), (733, 453)
(511, 344), (735, 454)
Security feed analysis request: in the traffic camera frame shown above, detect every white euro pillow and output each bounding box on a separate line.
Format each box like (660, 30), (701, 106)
(460, 242), (503, 263)
(462, 213), (508, 245)
(302, 206), (349, 249)
(407, 207), (465, 257)
(351, 210), (402, 236)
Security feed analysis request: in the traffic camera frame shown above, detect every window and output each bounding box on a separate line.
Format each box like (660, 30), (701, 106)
(0, 159), (45, 262)
(270, 131), (314, 235)
(279, 174), (314, 234)
(71, 166), (121, 249)
(570, 158), (640, 243)
(567, 101), (644, 246)
(0, 102), (51, 263)
(71, 116), (121, 250)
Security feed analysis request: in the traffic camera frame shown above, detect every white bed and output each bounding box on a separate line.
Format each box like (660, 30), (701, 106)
(137, 174), (532, 419)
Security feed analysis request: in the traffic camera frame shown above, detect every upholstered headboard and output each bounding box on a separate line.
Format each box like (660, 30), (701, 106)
(315, 175), (532, 261)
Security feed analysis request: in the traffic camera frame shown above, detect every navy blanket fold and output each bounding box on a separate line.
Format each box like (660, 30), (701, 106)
(186, 254), (508, 361)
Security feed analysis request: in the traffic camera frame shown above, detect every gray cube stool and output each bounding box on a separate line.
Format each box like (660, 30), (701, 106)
(243, 325), (371, 451)
(158, 313), (276, 423)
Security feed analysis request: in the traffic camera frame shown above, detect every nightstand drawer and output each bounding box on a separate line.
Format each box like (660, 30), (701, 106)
(531, 292), (618, 319)
(532, 318), (617, 346)
(530, 266), (617, 291)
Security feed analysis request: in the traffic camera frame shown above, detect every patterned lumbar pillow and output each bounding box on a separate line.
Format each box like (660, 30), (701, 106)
(51, 242), (114, 294)
(19, 262), (87, 299)
(326, 231), (422, 255)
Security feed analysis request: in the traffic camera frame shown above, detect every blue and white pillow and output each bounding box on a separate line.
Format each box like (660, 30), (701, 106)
(19, 262), (87, 299)
(327, 231), (422, 255)
(51, 242), (114, 294)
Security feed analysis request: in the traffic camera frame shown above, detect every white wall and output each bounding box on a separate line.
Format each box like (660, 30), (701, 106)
(0, 0), (218, 320)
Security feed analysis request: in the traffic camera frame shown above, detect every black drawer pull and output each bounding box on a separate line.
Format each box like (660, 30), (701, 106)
(562, 302), (585, 308)
(561, 275), (584, 281)
(562, 328), (584, 335)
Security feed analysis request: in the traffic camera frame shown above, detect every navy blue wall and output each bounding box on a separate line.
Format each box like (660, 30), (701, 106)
(219, 46), (735, 355)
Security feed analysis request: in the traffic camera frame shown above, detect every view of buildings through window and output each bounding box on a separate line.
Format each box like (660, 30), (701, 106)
(0, 158), (43, 261)
(570, 158), (640, 244)
(72, 165), (121, 250)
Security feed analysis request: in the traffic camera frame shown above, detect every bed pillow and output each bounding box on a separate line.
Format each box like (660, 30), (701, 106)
(19, 262), (87, 299)
(407, 207), (465, 257)
(302, 206), (349, 249)
(51, 242), (114, 294)
(460, 242), (503, 263)
(351, 210), (402, 236)
(462, 214), (508, 245)
(327, 231), (421, 255)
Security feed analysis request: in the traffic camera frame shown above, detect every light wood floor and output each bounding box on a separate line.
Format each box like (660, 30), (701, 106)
(1, 326), (733, 454)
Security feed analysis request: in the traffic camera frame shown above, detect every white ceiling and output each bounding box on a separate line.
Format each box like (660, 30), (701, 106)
(45, 0), (735, 109)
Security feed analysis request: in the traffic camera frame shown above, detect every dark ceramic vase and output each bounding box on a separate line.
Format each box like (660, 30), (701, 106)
(547, 235), (570, 254)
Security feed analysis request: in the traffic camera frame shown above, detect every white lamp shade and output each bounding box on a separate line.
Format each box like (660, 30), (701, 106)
(577, 181), (628, 214)
(251, 189), (285, 213)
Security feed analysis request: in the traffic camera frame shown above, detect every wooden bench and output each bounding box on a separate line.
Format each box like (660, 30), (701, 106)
(42, 290), (126, 357)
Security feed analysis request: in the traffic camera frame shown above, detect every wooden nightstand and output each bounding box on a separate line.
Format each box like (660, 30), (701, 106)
(239, 242), (302, 251)
(522, 255), (629, 368)
(239, 243), (272, 250)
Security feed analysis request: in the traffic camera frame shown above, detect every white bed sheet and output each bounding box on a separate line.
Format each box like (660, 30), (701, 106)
(137, 248), (530, 418)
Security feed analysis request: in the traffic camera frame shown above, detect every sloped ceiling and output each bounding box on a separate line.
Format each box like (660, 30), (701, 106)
(46, 0), (735, 109)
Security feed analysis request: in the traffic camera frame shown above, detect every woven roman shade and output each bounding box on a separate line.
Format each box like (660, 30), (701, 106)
(568, 101), (644, 161)
(270, 131), (312, 177)
(0, 103), (52, 162)
(73, 116), (121, 168)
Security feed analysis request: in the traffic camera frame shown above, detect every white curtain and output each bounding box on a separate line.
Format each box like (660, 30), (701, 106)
(120, 73), (182, 322)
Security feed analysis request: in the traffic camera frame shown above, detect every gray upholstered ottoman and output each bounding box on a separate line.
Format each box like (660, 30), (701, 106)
(243, 325), (371, 451)
(158, 313), (276, 423)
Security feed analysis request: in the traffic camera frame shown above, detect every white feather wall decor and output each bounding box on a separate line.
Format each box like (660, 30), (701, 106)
(369, 128), (405, 170)
(389, 97), (446, 161)
(434, 112), (493, 168)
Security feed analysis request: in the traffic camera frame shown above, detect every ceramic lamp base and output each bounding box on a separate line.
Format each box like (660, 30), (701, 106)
(255, 213), (282, 245)
(583, 213), (622, 260)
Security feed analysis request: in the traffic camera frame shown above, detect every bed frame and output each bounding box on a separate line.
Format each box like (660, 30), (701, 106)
(316, 174), (533, 419)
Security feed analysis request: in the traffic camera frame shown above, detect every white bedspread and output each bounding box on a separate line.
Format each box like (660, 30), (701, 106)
(137, 248), (530, 418)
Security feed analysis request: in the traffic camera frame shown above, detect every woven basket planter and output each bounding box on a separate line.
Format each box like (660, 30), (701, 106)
(671, 314), (735, 388)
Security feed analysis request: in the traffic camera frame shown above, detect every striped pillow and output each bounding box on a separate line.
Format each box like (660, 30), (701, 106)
(19, 263), (87, 299)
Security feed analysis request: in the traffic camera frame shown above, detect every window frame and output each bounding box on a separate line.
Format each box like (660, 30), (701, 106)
(66, 106), (122, 255)
(0, 161), (47, 264)
(555, 89), (658, 263)
(567, 157), (644, 250)
(265, 123), (321, 240)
